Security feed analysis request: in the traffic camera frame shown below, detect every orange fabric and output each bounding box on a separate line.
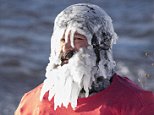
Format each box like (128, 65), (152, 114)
(15, 74), (154, 115)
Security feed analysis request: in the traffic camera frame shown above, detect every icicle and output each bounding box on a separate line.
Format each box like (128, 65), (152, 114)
(48, 87), (55, 101)
(70, 28), (76, 48)
(70, 83), (80, 109)
(54, 81), (63, 110)
(65, 26), (71, 43)
(83, 73), (90, 97)
(62, 77), (72, 107)
(40, 79), (50, 101)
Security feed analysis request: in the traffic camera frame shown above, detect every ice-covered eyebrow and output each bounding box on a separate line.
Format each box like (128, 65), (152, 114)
(74, 33), (86, 39)
(60, 32), (86, 41)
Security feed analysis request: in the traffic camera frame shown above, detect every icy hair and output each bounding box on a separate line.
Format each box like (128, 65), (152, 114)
(41, 3), (118, 109)
(48, 3), (117, 77)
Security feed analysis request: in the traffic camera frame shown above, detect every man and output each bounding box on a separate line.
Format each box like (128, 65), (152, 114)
(15, 3), (154, 115)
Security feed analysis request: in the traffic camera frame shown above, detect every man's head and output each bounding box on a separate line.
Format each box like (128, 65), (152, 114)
(40, 3), (118, 110)
(49, 3), (117, 66)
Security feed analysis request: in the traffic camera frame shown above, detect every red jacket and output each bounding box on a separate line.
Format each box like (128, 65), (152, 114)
(15, 74), (154, 115)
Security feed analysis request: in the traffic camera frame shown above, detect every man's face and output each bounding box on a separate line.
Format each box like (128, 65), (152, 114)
(60, 32), (88, 65)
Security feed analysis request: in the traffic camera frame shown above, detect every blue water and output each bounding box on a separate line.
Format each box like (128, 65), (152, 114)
(0, 0), (154, 114)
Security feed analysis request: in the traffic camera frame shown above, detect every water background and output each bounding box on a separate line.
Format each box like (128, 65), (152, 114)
(0, 0), (154, 114)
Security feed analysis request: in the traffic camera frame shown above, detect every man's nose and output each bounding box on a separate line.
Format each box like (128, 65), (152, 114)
(63, 41), (74, 53)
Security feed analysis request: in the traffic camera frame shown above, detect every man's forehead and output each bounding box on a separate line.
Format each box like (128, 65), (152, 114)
(74, 32), (87, 38)
(61, 31), (87, 39)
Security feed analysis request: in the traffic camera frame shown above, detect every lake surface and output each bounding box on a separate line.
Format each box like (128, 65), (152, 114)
(0, 0), (154, 114)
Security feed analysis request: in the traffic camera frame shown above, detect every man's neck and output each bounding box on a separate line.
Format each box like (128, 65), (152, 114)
(89, 76), (111, 95)
(78, 76), (112, 97)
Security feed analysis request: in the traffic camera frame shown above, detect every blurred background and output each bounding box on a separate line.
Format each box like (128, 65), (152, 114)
(0, 0), (154, 114)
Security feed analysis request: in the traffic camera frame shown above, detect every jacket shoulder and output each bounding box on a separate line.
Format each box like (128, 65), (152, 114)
(115, 74), (154, 106)
(138, 104), (154, 115)
(15, 84), (45, 115)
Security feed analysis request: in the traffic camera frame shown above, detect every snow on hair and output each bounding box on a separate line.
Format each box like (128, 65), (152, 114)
(49, 3), (118, 67)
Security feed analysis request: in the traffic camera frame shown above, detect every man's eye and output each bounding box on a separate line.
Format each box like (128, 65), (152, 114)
(60, 38), (65, 42)
(75, 38), (83, 40)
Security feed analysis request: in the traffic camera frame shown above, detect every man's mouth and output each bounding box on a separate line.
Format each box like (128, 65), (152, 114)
(61, 51), (75, 66)
(61, 59), (69, 65)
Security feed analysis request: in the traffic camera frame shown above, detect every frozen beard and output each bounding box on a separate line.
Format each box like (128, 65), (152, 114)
(40, 47), (97, 110)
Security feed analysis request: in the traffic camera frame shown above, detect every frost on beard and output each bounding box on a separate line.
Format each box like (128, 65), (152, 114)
(40, 47), (97, 110)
